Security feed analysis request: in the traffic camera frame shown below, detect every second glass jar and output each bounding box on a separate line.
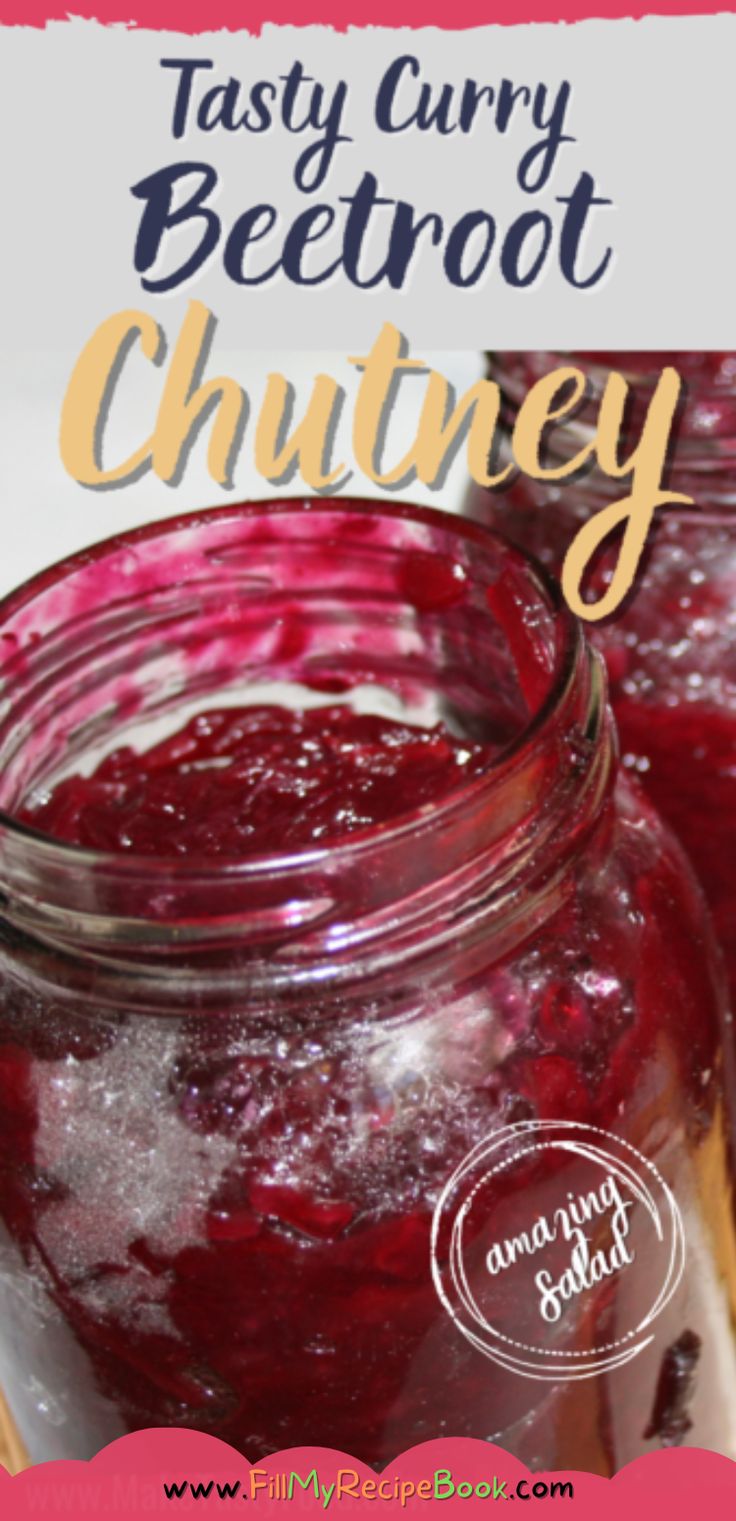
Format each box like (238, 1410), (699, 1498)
(476, 351), (736, 1001)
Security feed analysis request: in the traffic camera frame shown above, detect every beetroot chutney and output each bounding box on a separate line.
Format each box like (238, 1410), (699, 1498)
(18, 707), (493, 857)
(0, 501), (735, 1473)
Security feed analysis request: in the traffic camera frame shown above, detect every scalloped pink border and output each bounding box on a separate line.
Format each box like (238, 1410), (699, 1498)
(3, 1431), (736, 1514)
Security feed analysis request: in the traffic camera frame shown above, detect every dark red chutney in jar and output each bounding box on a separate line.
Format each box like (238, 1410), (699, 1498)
(477, 353), (736, 1000)
(0, 502), (734, 1472)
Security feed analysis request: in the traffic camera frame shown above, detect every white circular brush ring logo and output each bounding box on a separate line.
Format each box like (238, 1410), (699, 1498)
(431, 1120), (685, 1380)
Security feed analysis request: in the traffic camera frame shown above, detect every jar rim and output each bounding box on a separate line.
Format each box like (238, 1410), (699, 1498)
(0, 498), (584, 882)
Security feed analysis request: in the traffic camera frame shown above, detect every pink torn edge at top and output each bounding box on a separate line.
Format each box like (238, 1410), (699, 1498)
(2, 0), (736, 30)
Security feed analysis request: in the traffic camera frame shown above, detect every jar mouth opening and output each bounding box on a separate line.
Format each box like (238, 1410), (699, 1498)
(0, 499), (582, 882)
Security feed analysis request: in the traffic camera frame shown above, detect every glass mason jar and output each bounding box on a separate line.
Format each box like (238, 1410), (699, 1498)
(0, 501), (734, 1474)
(474, 352), (736, 998)
(488, 351), (736, 508)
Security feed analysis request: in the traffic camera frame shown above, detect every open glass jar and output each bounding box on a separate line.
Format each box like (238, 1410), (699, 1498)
(476, 353), (736, 999)
(0, 501), (734, 1473)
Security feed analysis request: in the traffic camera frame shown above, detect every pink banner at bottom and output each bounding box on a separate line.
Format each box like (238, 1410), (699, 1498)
(2, 1435), (736, 1520)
